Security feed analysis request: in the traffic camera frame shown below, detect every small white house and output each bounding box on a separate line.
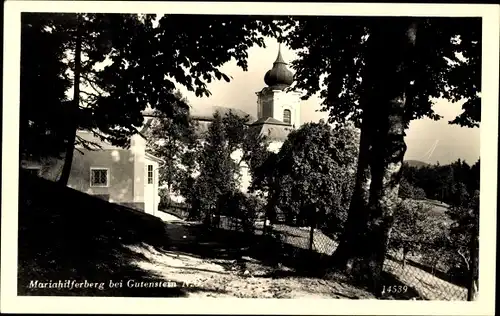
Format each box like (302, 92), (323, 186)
(21, 129), (164, 217)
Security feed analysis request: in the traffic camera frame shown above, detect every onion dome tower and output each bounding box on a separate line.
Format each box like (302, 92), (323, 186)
(263, 45), (294, 90)
(255, 45), (301, 129)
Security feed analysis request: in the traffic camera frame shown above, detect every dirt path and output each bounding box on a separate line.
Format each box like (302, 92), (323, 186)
(126, 243), (375, 299)
(150, 212), (466, 300)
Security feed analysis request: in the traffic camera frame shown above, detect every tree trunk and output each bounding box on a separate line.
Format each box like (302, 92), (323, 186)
(58, 22), (82, 185)
(329, 18), (418, 295)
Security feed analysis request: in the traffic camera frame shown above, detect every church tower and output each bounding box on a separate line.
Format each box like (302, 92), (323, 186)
(256, 45), (301, 128)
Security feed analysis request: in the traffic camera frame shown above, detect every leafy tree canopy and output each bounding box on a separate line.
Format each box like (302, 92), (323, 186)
(255, 120), (359, 235)
(20, 13), (281, 154)
(276, 16), (481, 128)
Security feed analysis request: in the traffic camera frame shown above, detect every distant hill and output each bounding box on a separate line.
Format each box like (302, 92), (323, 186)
(404, 160), (430, 168)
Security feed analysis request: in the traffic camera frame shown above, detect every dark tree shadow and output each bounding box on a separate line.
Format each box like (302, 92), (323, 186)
(162, 220), (333, 280)
(17, 171), (227, 297)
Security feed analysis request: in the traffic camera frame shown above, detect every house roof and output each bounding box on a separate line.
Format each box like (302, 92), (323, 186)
(145, 151), (165, 164)
(75, 130), (122, 150)
(191, 105), (256, 123)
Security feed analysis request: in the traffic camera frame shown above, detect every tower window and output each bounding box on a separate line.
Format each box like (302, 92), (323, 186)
(283, 109), (291, 124)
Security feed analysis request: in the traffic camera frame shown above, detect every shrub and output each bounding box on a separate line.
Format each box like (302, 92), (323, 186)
(399, 178), (426, 200)
(389, 199), (447, 267)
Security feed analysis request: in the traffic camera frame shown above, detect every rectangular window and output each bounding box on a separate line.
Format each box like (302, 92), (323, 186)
(147, 165), (153, 184)
(90, 168), (109, 187)
(283, 109), (292, 124)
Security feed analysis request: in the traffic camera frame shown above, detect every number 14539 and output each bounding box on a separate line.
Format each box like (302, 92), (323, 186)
(382, 285), (408, 294)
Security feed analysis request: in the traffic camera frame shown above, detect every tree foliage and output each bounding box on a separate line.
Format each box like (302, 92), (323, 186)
(390, 199), (441, 266)
(253, 121), (359, 238)
(20, 13), (280, 178)
(187, 111), (238, 224)
(184, 110), (269, 227)
(271, 16), (481, 288)
(401, 159), (479, 204)
(446, 189), (479, 277)
(278, 16), (481, 128)
(398, 177), (426, 200)
(20, 14), (72, 160)
(145, 90), (198, 206)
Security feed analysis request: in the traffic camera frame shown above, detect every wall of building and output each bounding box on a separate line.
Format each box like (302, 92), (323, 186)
(271, 90), (302, 127)
(130, 134), (146, 208)
(143, 155), (160, 216)
(69, 148), (136, 204)
(256, 89), (274, 119)
(257, 88), (302, 128)
(22, 148), (137, 205)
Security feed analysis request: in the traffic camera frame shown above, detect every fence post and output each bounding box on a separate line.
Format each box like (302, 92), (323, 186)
(263, 211), (268, 235)
(309, 224), (314, 251)
(467, 227), (479, 301)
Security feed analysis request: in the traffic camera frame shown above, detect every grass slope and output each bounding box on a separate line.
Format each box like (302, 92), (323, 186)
(18, 171), (210, 297)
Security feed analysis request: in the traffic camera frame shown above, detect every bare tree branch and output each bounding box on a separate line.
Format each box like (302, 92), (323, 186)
(81, 73), (103, 96)
(457, 248), (470, 270)
(75, 134), (103, 151)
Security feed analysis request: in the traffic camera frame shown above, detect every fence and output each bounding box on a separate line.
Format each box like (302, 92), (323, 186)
(160, 205), (478, 301)
(383, 238), (475, 300)
(212, 214), (478, 301)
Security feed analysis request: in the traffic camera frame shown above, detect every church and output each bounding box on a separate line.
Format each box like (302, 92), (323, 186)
(186, 46), (301, 141)
(160, 46), (304, 201)
(20, 46), (303, 216)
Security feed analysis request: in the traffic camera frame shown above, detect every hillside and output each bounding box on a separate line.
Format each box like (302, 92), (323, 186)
(17, 171), (465, 299)
(17, 171), (378, 298)
(18, 171), (182, 296)
(404, 160), (431, 168)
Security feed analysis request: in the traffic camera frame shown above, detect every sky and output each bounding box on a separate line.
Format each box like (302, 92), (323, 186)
(176, 37), (480, 166)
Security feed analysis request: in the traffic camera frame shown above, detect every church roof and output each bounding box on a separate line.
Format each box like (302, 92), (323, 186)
(191, 105), (256, 123)
(192, 116), (293, 141)
(251, 117), (290, 126)
(249, 117), (293, 142)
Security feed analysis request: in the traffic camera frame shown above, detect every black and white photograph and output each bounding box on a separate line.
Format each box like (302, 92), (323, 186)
(1, 1), (498, 315)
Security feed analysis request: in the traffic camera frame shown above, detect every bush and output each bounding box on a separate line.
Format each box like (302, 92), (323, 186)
(389, 199), (446, 267)
(217, 191), (264, 233)
(399, 178), (426, 200)
(254, 121), (358, 233)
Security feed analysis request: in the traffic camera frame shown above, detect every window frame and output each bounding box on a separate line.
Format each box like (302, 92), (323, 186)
(90, 167), (110, 187)
(147, 164), (154, 185)
(283, 109), (292, 124)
